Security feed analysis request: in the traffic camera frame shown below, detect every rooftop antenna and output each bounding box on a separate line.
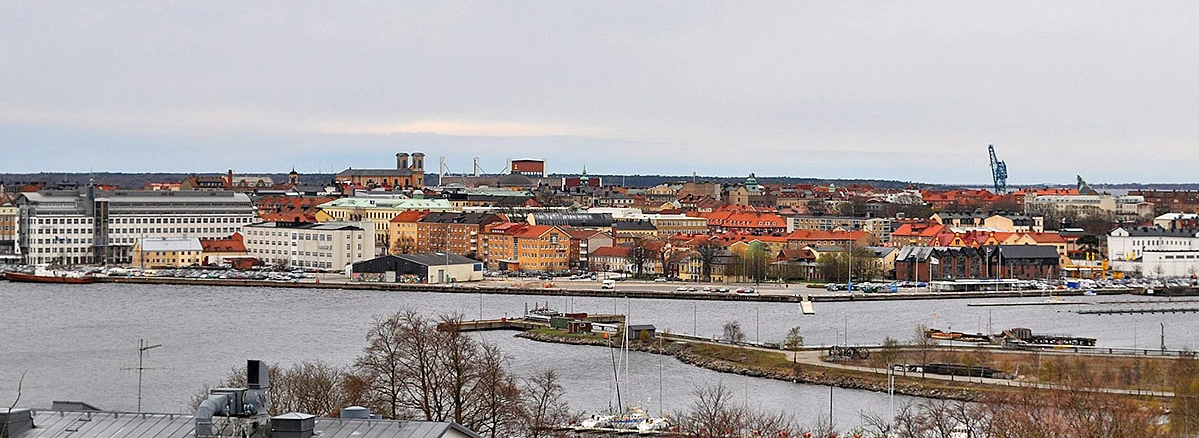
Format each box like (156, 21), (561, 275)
(120, 339), (163, 412)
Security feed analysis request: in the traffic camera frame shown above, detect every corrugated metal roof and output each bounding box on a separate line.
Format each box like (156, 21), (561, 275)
(17, 410), (478, 438)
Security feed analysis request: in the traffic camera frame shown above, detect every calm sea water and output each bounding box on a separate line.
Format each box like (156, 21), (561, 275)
(1, 282), (1195, 428)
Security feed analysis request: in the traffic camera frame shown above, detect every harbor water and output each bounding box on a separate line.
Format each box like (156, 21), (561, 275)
(2, 282), (1196, 428)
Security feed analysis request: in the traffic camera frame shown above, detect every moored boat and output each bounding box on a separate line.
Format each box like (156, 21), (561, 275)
(5, 271), (96, 284)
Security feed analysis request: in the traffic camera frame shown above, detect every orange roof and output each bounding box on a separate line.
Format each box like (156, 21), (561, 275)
(390, 210), (430, 223)
(513, 225), (557, 238)
(893, 223), (945, 238)
(201, 233), (247, 253)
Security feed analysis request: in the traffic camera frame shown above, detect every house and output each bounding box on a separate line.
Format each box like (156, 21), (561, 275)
(132, 238), (204, 268)
(564, 228), (613, 271)
(200, 233), (248, 265)
(627, 324), (657, 340)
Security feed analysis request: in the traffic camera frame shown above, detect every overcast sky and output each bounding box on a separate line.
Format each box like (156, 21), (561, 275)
(3, 2), (1198, 184)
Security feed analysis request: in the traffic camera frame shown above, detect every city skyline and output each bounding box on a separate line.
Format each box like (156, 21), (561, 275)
(4, 2), (1199, 184)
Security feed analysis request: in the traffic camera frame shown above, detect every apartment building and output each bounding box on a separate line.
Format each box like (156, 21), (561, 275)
(243, 221), (375, 271)
(786, 215), (894, 244)
(480, 223), (571, 272)
(16, 189), (256, 265)
(415, 212), (505, 257)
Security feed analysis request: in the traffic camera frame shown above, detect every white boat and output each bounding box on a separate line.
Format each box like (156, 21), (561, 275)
(578, 414), (616, 429)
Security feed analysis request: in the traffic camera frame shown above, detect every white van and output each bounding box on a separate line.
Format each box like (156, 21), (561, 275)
(601, 279), (616, 289)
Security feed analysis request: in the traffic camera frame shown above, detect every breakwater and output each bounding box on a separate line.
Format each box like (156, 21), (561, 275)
(514, 331), (982, 402)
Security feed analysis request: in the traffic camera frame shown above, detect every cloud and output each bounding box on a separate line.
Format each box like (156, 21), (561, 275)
(2, 2), (1198, 183)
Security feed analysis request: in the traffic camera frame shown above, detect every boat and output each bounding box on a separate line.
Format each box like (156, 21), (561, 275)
(5, 271), (96, 284)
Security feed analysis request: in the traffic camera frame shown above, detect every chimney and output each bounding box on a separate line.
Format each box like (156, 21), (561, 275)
(1, 408), (35, 438)
(396, 153), (409, 170)
(270, 413), (316, 438)
(411, 152), (425, 171)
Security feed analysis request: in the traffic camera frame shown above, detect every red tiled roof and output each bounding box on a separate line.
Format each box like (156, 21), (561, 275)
(201, 233), (247, 253)
(390, 210), (430, 223)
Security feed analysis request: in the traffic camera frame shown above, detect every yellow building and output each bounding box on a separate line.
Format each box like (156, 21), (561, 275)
(387, 210), (430, 254)
(132, 238), (204, 268)
(481, 223), (571, 272)
(0, 204), (17, 262)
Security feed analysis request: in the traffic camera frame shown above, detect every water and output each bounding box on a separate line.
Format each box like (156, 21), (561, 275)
(1, 282), (1196, 428)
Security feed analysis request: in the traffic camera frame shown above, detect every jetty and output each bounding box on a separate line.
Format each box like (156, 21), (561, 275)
(440, 313), (626, 332)
(1076, 307), (1199, 315)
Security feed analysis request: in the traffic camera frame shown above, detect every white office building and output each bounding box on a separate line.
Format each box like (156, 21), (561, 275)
(1108, 225), (1199, 277)
(243, 221), (375, 271)
(17, 189), (256, 265)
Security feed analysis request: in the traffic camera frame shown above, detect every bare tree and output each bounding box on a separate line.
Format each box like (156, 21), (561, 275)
(680, 382), (744, 438)
(519, 369), (574, 438)
(911, 324), (937, 377)
(722, 321), (746, 345)
(694, 242), (722, 282)
(472, 343), (522, 438)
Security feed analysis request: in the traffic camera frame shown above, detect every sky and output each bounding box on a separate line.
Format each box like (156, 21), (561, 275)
(2, 2), (1198, 185)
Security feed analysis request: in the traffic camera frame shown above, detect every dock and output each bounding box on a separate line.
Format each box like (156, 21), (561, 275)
(1076, 307), (1199, 315)
(440, 313), (626, 332)
(968, 300), (1092, 307)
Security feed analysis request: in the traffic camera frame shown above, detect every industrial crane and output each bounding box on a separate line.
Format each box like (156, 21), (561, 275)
(988, 144), (1008, 194)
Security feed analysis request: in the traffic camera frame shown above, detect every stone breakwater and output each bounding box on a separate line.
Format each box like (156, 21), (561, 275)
(515, 331), (981, 402)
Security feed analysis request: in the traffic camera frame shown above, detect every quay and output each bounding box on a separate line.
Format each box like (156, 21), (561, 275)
(92, 276), (1150, 303)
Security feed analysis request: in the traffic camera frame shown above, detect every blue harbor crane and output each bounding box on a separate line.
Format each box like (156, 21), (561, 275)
(988, 144), (1008, 194)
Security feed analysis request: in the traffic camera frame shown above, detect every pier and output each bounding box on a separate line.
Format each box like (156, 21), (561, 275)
(440, 313), (626, 332)
(1076, 307), (1199, 315)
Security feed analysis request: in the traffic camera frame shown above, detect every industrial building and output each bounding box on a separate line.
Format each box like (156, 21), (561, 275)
(351, 253), (483, 284)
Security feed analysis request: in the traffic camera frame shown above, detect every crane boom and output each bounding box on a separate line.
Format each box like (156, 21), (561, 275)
(989, 144), (1008, 194)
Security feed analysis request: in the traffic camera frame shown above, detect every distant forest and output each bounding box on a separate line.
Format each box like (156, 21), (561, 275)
(2, 172), (1198, 191)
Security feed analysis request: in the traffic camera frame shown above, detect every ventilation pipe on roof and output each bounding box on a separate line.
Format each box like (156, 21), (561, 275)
(194, 360), (270, 438)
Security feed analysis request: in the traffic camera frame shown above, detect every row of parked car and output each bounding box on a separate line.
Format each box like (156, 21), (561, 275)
(675, 285), (757, 294)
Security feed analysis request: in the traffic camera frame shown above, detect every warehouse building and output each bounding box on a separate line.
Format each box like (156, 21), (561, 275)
(351, 253), (483, 284)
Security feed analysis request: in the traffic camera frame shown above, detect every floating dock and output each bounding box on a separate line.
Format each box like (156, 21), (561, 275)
(799, 295), (815, 315)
